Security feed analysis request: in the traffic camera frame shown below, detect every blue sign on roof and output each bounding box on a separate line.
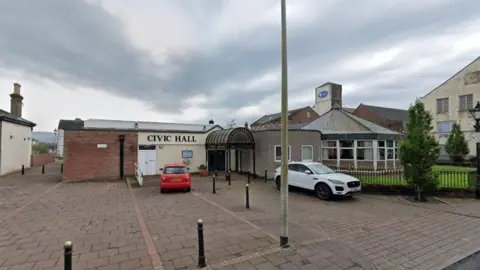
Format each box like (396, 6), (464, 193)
(318, 90), (328, 99)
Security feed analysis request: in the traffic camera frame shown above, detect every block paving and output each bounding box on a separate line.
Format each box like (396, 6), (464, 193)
(1, 167), (480, 269)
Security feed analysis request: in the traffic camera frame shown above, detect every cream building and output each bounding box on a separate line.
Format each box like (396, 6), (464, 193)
(0, 83), (36, 175)
(312, 82), (343, 116)
(422, 57), (480, 158)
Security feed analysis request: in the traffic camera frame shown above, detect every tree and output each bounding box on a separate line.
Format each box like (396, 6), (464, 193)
(399, 99), (440, 201)
(225, 119), (237, 129)
(32, 143), (50, 154)
(445, 123), (469, 162)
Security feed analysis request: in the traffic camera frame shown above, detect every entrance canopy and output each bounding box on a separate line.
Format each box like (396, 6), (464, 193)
(205, 127), (255, 149)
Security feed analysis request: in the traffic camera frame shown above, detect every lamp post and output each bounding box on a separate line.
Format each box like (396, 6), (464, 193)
(54, 129), (58, 155)
(279, 0), (289, 248)
(468, 101), (480, 199)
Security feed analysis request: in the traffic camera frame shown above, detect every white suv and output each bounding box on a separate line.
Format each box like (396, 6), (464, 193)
(274, 161), (361, 200)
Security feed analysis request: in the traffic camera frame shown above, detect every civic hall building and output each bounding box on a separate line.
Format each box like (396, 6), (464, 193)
(59, 82), (404, 182)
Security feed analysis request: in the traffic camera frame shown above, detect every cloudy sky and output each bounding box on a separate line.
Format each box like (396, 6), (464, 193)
(0, 0), (479, 131)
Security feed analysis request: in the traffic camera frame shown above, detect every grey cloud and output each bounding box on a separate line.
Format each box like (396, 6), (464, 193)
(0, 0), (479, 125)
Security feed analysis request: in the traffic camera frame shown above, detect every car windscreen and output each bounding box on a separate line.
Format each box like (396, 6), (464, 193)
(308, 163), (335, 174)
(164, 167), (188, 174)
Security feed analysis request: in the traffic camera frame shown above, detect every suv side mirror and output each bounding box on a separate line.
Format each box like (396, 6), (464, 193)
(187, 168), (190, 171)
(159, 168), (164, 171)
(305, 170), (312, 174)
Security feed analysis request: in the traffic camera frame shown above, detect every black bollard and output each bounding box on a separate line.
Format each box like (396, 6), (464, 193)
(61, 163), (64, 173)
(228, 170), (231, 186)
(212, 174), (216, 194)
(42, 165), (45, 174)
(247, 171), (250, 184)
(64, 241), (73, 270)
(197, 219), (206, 268)
(264, 169), (267, 183)
(215, 170), (218, 177)
(246, 184), (250, 209)
(21, 165), (24, 175)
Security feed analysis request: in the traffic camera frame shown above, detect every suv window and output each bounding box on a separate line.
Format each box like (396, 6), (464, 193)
(288, 164), (298, 171)
(296, 164), (310, 173)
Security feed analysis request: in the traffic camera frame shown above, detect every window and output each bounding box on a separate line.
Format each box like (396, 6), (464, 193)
(307, 163), (336, 174)
(436, 98), (449, 113)
(301, 145), (313, 161)
(306, 111), (311, 118)
(274, 145), (291, 162)
(164, 167), (188, 174)
(437, 121), (453, 132)
(339, 140), (354, 160)
(378, 140), (396, 160)
(356, 140), (373, 160)
(321, 141), (337, 160)
(459, 94), (473, 111)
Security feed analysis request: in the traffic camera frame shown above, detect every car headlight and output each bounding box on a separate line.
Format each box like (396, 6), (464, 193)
(328, 179), (344, 185)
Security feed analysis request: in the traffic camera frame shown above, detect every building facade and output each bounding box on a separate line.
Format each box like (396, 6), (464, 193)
(61, 118), (224, 181)
(0, 83), (36, 175)
(422, 57), (480, 159)
(250, 106), (319, 131)
(352, 104), (408, 134)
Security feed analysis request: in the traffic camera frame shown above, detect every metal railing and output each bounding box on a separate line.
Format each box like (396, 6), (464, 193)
(328, 165), (476, 190)
(134, 163), (143, 187)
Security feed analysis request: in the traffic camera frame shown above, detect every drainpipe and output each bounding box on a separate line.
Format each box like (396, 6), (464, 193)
(119, 135), (125, 179)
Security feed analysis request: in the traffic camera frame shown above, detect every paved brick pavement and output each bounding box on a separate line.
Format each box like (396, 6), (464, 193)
(3, 170), (480, 269)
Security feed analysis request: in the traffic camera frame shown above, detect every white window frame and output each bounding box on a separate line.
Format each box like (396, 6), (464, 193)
(378, 140), (396, 161)
(339, 140), (354, 160)
(301, 145), (314, 162)
(437, 121), (453, 132)
(459, 94), (473, 111)
(436, 98), (449, 114)
(321, 141), (337, 160)
(356, 140), (373, 161)
(274, 145), (291, 162)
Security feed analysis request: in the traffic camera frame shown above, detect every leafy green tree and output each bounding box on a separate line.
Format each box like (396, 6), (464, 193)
(399, 99), (440, 201)
(445, 123), (469, 162)
(32, 143), (49, 154)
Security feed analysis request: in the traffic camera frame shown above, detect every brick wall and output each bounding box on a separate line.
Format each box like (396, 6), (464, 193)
(251, 107), (319, 130)
(63, 131), (138, 181)
(31, 153), (54, 167)
(353, 105), (404, 133)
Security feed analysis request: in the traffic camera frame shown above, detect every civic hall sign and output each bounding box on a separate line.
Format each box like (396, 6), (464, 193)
(138, 132), (208, 145)
(147, 134), (197, 143)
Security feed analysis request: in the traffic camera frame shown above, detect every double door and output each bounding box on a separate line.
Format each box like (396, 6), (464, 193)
(208, 150), (226, 172)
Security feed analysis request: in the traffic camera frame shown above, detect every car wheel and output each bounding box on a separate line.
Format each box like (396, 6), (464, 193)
(315, 183), (332, 200)
(160, 188), (164, 194)
(275, 177), (281, 190)
(186, 188), (191, 192)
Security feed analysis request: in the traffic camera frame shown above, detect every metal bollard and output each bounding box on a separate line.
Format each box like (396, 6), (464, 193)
(246, 184), (250, 209)
(61, 163), (64, 173)
(264, 169), (267, 183)
(64, 241), (73, 270)
(21, 165), (24, 175)
(197, 219), (206, 268)
(215, 170), (218, 177)
(247, 171), (250, 184)
(212, 174), (216, 194)
(228, 170), (231, 186)
(42, 165), (45, 174)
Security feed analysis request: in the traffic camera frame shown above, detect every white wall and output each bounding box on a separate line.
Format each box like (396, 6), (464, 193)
(422, 58), (480, 156)
(1, 121), (32, 175)
(56, 129), (64, 157)
(313, 84), (333, 116)
(138, 128), (221, 173)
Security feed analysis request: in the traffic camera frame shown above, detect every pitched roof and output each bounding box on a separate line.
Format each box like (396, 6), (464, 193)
(251, 106), (311, 126)
(422, 56), (480, 98)
(342, 107), (355, 113)
(359, 104), (409, 122)
(0, 109), (36, 127)
(302, 108), (399, 135)
(58, 119), (85, 130)
(251, 123), (309, 131)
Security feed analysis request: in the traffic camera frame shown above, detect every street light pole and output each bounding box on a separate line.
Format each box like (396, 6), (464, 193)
(280, 0), (289, 248)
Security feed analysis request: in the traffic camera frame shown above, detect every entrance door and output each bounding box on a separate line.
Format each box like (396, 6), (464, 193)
(139, 145), (157, 175)
(208, 150), (226, 172)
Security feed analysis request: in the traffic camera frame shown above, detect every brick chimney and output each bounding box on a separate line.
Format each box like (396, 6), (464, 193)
(244, 121), (249, 129)
(10, 83), (23, 118)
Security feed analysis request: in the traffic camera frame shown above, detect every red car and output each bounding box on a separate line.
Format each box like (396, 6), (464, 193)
(159, 163), (191, 193)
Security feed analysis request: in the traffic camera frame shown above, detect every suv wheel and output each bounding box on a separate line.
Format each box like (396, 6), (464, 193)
(275, 177), (281, 190)
(315, 183), (332, 200)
